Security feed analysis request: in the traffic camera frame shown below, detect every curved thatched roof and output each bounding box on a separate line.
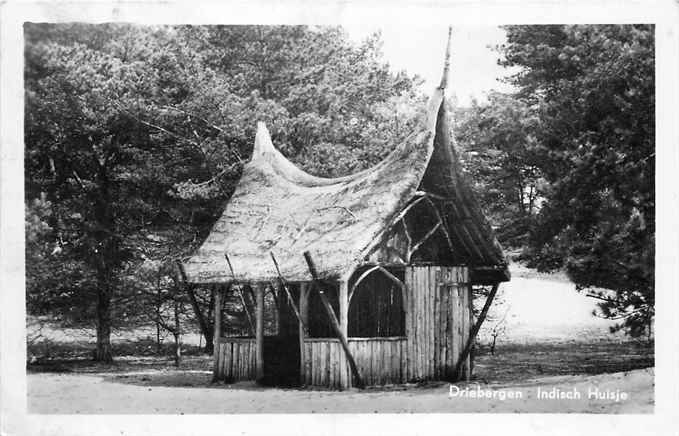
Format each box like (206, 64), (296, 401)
(182, 84), (509, 284)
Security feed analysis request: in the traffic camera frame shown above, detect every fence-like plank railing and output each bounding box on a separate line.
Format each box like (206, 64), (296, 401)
(303, 337), (407, 387)
(215, 337), (257, 382)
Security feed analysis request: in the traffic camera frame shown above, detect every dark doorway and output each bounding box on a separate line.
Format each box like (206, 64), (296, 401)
(261, 285), (301, 387)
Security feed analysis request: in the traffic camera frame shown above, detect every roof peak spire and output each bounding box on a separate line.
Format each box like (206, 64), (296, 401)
(438, 26), (453, 90)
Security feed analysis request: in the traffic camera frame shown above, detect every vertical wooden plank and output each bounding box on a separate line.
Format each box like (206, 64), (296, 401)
(398, 339), (403, 383)
(409, 266), (414, 380)
(371, 340), (377, 386)
(373, 339), (384, 386)
(365, 340), (371, 385)
(446, 283), (454, 379)
(389, 340), (395, 384)
(235, 341), (241, 381)
(388, 340), (394, 384)
(392, 339), (399, 384)
(377, 340), (383, 386)
(456, 279), (463, 379)
(452, 282), (460, 379)
(379, 340), (385, 385)
(224, 341), (230, 380)
(338, 280), (349, 389)
(328, 341), (333, 389)
(310, 342), (315, 386)
(226, 341), (231, 380)
(432, 268), (437, 379)
(230, 342), (236, 380)
(413, 267), (420, 380)
(254, 283), (265, 383)
(252, 339), (257, 379)
(427, 266), (434, 379)
(328, 342), (333, 389)
(312, 342), (316, 386)
(335, 341), (341, 389)
(372, 340), (377, 386)
(228, 342), (234, 380)
(326, 341), (331, 388)
(212, 285), (223, 381)
(248, 340), (253, 379)
(243, 341), (248, 379)
(321, 341), (327, 387)
(423, 267), (429, 380)
(399, 339), (405, 383)
(299, 284), (309, 385)
(418, 267), (424, 380)
(450, 281), (457, 379)
(239, 342), (244, 381)
(419, 267), (425, 380)
(433, 269), (439, 379)
(425, 266), (431, 380)
(461, 279), (468, 380)
(236, 341), (241, 380)
(358, 341), (365, 385)
(382, 340), (396, 383)
(217, 340), (223, 379)
(437, 282), (443, 380)
(465, 278), (472, 380)
(405, 267), (411, 381)
(404, 268), (409, 382)
(217, 341), (223, 379)
(241, 342), (246, 380)
(311, 342), (317, 386)
(316, 343), (320, 387)
(304, 342), (310, 386)
(440, 272), (447, 376)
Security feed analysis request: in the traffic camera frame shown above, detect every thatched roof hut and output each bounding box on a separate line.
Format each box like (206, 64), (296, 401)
(182, 33), (509, 390)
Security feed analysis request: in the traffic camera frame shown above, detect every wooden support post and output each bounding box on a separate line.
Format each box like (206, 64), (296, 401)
(453, 282), (499, 380)
(338, 279), (349, 389)
(212, 284), (223, 382)
(299, 283), (310, 385)
(303, 251), (364, 389)
(254, 283), (265, 383)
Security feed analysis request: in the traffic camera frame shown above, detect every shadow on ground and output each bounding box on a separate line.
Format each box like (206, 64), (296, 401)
(473, 340), (654, 384)
(28, 339), (654, 391)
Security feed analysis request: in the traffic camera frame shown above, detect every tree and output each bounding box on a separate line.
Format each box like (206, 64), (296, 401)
(454, 92), (544, 247)
(498, 25), (654, 336)
(24, 24), (208, 360)
(24, 24), (423, 359)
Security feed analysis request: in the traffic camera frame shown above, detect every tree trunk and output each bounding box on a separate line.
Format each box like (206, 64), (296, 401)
(174, 300), (182, 367)
(156, 287), (162, 353)
(187, 286), (213, 354)
(94, 287), (113, 362)
(92, 163), (115, 363)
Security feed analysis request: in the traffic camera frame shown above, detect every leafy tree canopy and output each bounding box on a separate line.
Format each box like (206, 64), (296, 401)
(498, 25), (654, 336)
(24, 24), (422, 357)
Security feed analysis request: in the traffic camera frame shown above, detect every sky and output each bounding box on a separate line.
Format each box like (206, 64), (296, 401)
(343, 24), (517, 107)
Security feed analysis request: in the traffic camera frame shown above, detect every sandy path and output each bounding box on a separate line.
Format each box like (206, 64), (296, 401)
(28, 368), (653, 414)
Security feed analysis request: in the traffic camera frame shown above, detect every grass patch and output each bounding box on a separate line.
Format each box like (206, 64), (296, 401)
(473, 340), (654, 383)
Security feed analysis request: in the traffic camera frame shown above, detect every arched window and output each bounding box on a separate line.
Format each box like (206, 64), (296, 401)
(348, 267), (406, 337)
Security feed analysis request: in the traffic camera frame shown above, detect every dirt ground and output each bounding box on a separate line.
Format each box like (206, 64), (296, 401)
(26, 264), (655, 414)
(28, 367), (653, 414)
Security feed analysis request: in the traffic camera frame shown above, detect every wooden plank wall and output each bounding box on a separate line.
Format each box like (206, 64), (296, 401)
(215, 337), (257, 382)
(405, 265), (470, 382)
(303, 337), (406, 388)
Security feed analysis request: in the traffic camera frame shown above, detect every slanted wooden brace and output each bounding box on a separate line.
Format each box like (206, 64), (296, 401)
(303, 251), (364, 389)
